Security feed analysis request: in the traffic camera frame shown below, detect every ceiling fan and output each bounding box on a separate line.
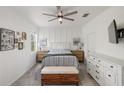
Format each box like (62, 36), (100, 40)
(42, 6), (78, 24)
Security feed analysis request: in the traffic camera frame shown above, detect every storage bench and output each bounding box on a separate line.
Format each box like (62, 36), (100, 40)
(41, 66), (80, 86)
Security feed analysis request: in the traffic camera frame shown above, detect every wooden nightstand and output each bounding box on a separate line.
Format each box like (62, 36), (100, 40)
(36, 51), (48, 62)
(71, 50), (84, 62)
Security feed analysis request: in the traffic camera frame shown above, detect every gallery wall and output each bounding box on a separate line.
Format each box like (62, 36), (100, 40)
(38, 26), (82, 50)
(0, 7), (37, 85)
(82, 6), (124, 60)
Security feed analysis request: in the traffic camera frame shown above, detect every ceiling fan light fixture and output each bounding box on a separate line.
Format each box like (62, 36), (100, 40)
(58, 11), (62, 16)
(58, 17), (63, 24)
(42, 6), (78, 24)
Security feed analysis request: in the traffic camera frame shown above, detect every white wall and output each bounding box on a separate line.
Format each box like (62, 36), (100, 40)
(0, 7), (37, 85)
(38, 26), (82, 50)
(82, 6), (124, 60)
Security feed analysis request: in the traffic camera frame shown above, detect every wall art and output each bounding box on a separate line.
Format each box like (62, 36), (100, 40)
(18, 42), (23, 50)
(31, 33), (37, 52)
(73, 37), (81, 46)
(0, 28), (15, 51)
(22, 32), (27, 40)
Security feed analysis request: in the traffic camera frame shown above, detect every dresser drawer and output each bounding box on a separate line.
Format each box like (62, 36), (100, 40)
(104, 62), (117, 71)
(74, 53), (83, 56)
(94, 75), (104, 85)
(76, 55), (83, 58)
(72, 50), (84, 62)
(36, 51), (48, 62)
(77, 56), (83, 60)
(95, 63), (104, 72)
(72, 51), (83, 54)
(37, 55), (44, 59)
(37, 51), (48, 54)
(106, 71), (115, 82)
(94, 69), (104, 77)
(37, 54), (44, 57)
(105, 69), (117, 85)
(87, 64), (95, 77)
(87, 66), (91, 73)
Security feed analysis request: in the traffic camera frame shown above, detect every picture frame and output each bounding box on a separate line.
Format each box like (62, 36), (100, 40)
(40, 38), (47, 46)
(73, 38), (81, 46)
(22, 32), (27, 40)
(31, 33), (37, 52)
(18, 42), (23, 50)
(0, 28), (15, 51)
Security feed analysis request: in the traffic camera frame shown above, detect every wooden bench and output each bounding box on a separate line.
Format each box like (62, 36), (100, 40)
(41, 66), (80, 86)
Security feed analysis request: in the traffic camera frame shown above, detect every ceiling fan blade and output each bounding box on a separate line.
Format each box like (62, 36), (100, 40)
(42, 13), (57, 17)
(48, 18), (58, 22)
(63, 17), (74, 21)
(56, 6), (61, 12)
(64, 11), (78, 16)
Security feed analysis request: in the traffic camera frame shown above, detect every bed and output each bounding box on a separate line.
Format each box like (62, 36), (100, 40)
(41, 42), (80, 85)
(41, 49), (79, 69)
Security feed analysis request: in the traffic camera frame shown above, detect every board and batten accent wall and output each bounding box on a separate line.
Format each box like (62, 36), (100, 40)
(38, 26), (82, 50)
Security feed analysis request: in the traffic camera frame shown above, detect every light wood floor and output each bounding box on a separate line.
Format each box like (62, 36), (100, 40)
(12, 63), (98, 86)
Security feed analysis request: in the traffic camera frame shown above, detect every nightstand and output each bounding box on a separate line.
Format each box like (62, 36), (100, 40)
(71, 50), (84, 62)
(36, 51), (48, 62)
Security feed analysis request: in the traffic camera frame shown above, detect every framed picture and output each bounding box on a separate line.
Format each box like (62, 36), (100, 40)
(22, 32), (27, 40)
(40, 38), (47, 46)
(73, 38), (81, 46)
(18, 42), (23, 50)
(31, 33), (37, 52)
(0, 28), (15, 51)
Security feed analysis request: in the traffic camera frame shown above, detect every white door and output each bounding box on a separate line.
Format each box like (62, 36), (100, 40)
(87, 32), (96, 53)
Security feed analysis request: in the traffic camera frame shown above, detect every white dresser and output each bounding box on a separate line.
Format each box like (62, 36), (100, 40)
(87, 52), (124, 86)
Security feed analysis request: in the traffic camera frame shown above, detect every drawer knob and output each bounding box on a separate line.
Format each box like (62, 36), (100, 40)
(96, 70), (99, 74)
(88, 68), (91, 71)
(95, 76), (99, 80)
(93, 58), (95, 60)
(98, 60), (101, 62)
(96, 65), (99, 68)
(110, 66), (114, 68)
(108, 75), (111, 77)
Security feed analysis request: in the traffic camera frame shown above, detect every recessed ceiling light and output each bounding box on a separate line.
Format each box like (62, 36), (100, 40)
(82, 13), (90, 17)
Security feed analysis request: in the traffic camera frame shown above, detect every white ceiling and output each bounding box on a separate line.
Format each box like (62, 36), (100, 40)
(12, 6), (109, 27)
